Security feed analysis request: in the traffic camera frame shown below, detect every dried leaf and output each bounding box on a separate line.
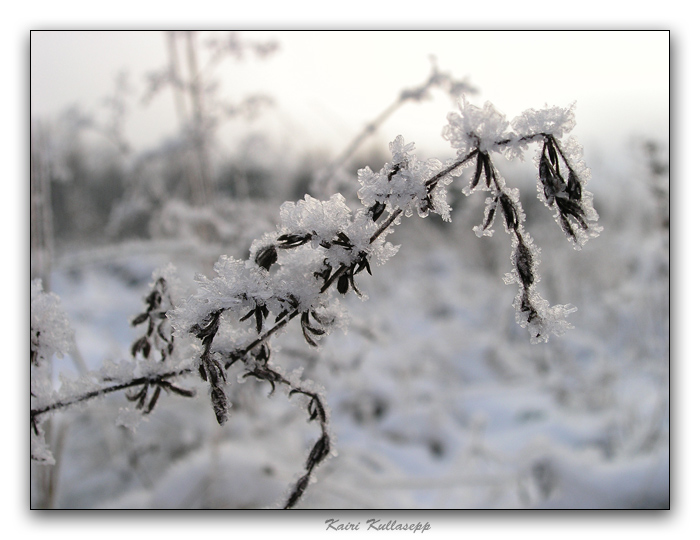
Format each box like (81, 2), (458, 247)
(144, 385), (161, 414)
(160, 380), (196, 398)
(131, 312), (149, 327)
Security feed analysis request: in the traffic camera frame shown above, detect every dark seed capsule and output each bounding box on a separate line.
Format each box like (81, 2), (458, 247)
(337, 274), (349, 295)
(471, 152), (484, 189)
(277, 233), (311, 248)
(539, 151), (555, 202)
(255, 245), (278, 271)
(255, 308), (264, 333)
(210, 386), (229, 426)
(483, 154), (493, 188)
(500, 194), (518, 231)
(516, 241), (535, 288)
(306, 433), (331, 470)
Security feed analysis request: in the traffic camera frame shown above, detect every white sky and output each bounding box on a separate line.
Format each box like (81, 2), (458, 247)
(31, 30), (669, 169)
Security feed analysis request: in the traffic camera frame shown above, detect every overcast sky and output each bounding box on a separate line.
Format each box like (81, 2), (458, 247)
(31, 30), (668, 169)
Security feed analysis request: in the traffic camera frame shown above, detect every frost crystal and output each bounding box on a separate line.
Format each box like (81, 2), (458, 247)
(116, 406), (147, 432)
(31, 279), (74, 366)
(174, 257), (273, 332)
(358, 136), (451, 221)
(279, 194), (352, 247)
(511, 103), (577, 139)
(443, 98), (511, 155)
(514, 295), (578, 344)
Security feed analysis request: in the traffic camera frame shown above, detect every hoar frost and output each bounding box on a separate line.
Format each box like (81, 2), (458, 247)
(358, 135), (452, 221)
(31, 95), (603, 507)
(31, 280), (74, 464)
(31, 279), (74, 366)
(440, 100), (602, 342)
(443, 99), (511, 155)
(511, 103), (577, 139)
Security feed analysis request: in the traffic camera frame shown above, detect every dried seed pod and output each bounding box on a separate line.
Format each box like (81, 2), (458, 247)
(483, 153), (494, 188)
(337, 273), (349, 295)
(500, 194), (519, 231)
(306, 433), (331, 470)
(556, 197), (588, 229)
(255, 245), (278, 271)
(471, 151), (484, 189)
(539, 151), (554, 196)
(277, 233), (312, 248)
(515, 240), (535, 288)
(210, 386), (230, 426)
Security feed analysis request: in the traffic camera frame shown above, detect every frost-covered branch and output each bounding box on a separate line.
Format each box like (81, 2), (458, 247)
(30, 97), (601, 508)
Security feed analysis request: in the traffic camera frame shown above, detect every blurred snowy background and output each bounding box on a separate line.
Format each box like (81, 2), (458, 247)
(30, 30), (669, 509)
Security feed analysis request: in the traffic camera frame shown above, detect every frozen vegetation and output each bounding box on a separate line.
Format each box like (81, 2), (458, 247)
(30, 34), (668, 509)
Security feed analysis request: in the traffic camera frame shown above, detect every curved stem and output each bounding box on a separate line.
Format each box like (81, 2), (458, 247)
(31, 368), (192, 420)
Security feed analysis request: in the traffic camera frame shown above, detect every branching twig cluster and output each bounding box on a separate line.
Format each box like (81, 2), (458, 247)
(30, 97), (600, 508)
